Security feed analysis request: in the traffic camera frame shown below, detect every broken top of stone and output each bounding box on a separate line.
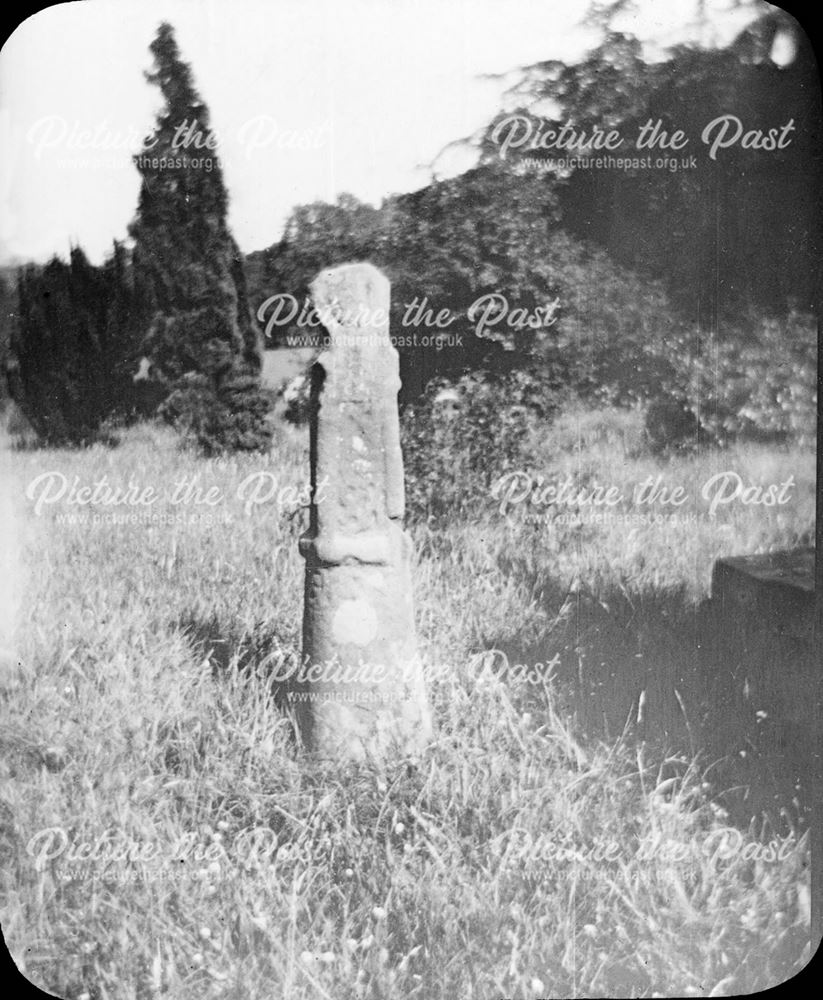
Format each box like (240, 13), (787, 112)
(310, 262), (392, 342)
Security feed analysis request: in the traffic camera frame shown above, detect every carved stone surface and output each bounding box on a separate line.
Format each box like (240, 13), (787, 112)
(297, 263), (432, 760)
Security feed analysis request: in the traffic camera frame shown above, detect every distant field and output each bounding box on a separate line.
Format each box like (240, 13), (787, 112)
(0, 410), (814, 998)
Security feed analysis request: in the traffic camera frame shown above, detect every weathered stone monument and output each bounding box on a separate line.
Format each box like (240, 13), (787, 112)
(297, 262), (432, 761)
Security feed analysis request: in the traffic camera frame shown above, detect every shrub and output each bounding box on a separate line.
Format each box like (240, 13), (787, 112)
(161, 371), (274, 455)
(644, 309), (817, 450)
(643, 398), (700, 454)
(401, 368), (559, 524)
(8, 246), (145, 446)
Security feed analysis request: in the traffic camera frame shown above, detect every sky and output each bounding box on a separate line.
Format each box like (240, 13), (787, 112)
(0, 0), (766, 265)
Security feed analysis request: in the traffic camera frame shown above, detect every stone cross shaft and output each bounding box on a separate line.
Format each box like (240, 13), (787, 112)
(297, 262), (432, 760)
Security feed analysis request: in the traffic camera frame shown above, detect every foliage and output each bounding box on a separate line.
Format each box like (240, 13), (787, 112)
(644, 310), (817, 450)
(695, 311), (817, 447)
(250, 168), (692, 407)
(8, 245), (146, 446)
(256, 169), (815, 457)
(249, 4), (818, 451)
(401, 367), (560, 524)
(130, 22), (272, 454)
(250, 170), (558, 400)
(477, 7), (820, 322)
(162, 372), (276, 457)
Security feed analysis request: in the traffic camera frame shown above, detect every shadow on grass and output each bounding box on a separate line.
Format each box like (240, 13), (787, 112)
(480, 574), (815, 836)
(175, 611), (306, 721)
(174, 585), (814, 836)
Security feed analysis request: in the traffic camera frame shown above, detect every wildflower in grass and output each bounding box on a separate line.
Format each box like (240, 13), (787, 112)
(531, 977), (545, 992)
(199, 926), (211, 940)
(372, 906), (387, 920)
(191, 953), (204, 966)
(300, 950), (316, 966)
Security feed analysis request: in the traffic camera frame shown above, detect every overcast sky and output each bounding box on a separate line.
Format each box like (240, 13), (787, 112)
(0, 0), (764, 265)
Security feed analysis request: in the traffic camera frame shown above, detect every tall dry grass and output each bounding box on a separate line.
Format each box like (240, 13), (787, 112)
(0, 411), (814, 998)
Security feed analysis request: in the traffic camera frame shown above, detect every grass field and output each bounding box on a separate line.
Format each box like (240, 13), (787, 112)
(0, 405), (815, 998)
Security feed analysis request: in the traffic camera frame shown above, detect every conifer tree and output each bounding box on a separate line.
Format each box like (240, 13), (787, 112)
(10, 245), (144, 444)
(130, 22), (272, 453)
